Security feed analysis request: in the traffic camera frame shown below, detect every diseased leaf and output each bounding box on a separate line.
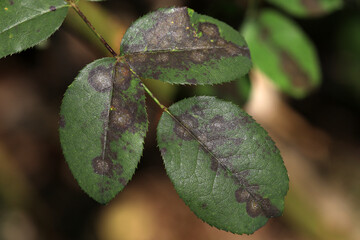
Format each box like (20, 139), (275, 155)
(60, 58), (148, 204)
(120, 7), (252, 85)
(242, 9), (321, 98)
(0, 0), (69, 58)
(266, 0), (343, 17)
(157, 96), (288, 234)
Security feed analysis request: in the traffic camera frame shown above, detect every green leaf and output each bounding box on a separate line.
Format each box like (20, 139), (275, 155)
(120, 7), (252, 85)
(0, 0), (69, 58)
(266, 0), (343, 17)
(242, 9), (321, 98)
(157, 96), (288, 234)
(59, 58), (148, 204)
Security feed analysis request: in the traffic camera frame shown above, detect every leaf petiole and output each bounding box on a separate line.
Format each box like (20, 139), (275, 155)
(66, 0), (117, 57)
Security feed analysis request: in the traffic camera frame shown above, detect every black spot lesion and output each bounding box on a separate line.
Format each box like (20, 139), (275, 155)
(49, 6), (56, 12)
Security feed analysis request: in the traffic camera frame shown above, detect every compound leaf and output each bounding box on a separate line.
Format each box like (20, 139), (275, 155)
(157, 96), (288, 234)
(120, 7), (252, 85)
(242, 9), (321, 98)
(266, 0), (343, 17)
(0, 0), (69, 59)
(60, 58), (148, 204)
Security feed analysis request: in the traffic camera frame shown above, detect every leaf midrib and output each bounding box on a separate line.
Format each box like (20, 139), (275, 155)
(123, 45), (249, 57)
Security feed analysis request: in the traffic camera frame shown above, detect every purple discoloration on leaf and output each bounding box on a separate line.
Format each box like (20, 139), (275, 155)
(49, 6), (56, 12)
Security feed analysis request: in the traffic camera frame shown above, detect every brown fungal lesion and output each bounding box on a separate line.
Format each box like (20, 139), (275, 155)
(235, 186), (280, 218)
(113, 63), (132, 91)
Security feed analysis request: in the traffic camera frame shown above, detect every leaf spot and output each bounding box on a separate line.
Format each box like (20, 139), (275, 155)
(114, 64), (131, 90)
(246, 199), (262, 217)
(110, 106), (134, 131)
(173, 113), (199, 140)
(88, 66), (112, 93)
(92, 157), (111, 176)
(49, 6), (56, 12)
(235, 187), (250, 203)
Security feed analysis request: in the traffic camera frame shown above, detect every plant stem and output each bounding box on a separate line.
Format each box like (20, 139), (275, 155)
(66, 0), (117, 57)
(139, 77), (220, 163)
(140, 81), (170, 113)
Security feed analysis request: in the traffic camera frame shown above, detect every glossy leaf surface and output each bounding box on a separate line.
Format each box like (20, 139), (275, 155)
(157, 96), (288, 234)
(266, 0), (343, 17)
(120, 7), (251, 85)
(0, 0), (69, 58)
(242, 9), (321, 98)
(60, 58), (148, 204)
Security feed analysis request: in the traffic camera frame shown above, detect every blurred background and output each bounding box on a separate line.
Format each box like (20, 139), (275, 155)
(0, 0), (360, 239)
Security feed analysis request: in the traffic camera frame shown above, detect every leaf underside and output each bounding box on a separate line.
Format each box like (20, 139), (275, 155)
(120, 7), (252, 85)
(60, 58), (148, 204)
(266, 0), (343, 17)
(0, 0), (69, 58)
(242, 9), (321, 98)
(157, 96), (289, 234)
